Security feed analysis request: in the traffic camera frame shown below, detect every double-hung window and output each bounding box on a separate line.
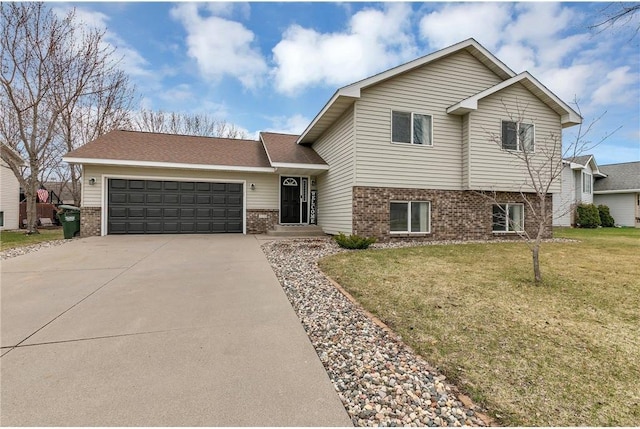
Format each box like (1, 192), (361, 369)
(390, 201), (431, 233)
(392, 111), (432, 145)
(492, 203), (524, 233)
(582, 172), (592, 194)
(502, 121), (534, 152)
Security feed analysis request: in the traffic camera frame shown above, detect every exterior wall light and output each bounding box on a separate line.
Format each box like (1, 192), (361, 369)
(250, 183), (256, 190)
(88, 177), (96, 186)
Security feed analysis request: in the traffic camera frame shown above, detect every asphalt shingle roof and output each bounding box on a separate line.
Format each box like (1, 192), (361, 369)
(260, 132), (327, 165)
(594, 161), (640, 192)
(66, 130), (272, 168)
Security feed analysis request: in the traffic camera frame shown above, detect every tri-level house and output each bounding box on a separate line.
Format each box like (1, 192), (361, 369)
(64, 39), (582, 240)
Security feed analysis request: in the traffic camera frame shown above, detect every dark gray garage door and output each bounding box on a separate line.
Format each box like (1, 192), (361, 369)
(108, 179), (243, 234)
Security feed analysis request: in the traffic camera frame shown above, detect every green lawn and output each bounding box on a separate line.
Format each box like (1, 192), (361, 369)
(1, 228), (64, 251)
(319, 227), (640, 426)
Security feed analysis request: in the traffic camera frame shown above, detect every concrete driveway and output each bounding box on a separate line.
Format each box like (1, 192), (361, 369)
(1, 235), (351, 426)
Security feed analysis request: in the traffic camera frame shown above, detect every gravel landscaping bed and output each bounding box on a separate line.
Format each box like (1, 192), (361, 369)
(261, 238), (507, 427)
(1, 239), (71, 260)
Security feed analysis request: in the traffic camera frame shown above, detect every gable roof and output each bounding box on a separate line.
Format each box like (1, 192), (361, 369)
(564, 154), (606, 177)
(64, 130), (274, 172)
(594, 161), (640, 193)
(260, 132), (327, 168)
(297, 38), (581, 144)
(446, 72), (581, 128)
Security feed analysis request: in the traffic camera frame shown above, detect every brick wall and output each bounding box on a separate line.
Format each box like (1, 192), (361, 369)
(80, 207), (101, 237)
(246, 209), (278, 234)
(353, 186), (552, 241)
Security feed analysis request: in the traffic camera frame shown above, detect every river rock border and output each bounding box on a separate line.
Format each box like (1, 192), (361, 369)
(260, 238), (511, 427)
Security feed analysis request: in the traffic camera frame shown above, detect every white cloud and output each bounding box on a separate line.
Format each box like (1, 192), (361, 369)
(496, 43), (536, 73)
(170, 3), (267, 89)
(537, 65), (594, 103)
(419, 3), (511, 51)
(591, 66), (638, 106)
(265, 114), (311, 135)
(54, 6), (152, 79)
(504, 3), (576, 45)
(271, 3), (417, 95)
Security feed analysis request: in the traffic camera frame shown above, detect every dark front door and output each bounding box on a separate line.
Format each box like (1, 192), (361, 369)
(281, 176), (301, 224)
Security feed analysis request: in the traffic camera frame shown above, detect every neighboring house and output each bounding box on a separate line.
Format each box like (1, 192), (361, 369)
(0, 143), (25, 230)
(63, 38), (581, 240)
(552, 155), (606, 227)
(593, 162), (640, 228)
(42, 181), (78, 205)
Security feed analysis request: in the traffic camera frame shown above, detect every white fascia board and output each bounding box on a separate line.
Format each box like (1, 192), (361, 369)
(594, 189), (640, 194)
(258, 133), (276, 166)
(62, 157), (276, 173)
(447, 72), (582, 127)
(297, 90), (343, 144)
(271, 162), (329, 170)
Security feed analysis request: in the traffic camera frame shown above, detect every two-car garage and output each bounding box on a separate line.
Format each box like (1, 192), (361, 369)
(107, 179), (243, 234)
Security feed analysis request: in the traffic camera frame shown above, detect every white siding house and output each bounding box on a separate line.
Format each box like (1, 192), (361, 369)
(593, 161), (640, 227)
(0, 159), (21, 230)
(552, 155), (605, 227)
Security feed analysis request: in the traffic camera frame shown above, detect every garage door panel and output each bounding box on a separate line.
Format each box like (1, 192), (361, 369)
(110, 207), (127, 218)
(164, 208), (179, 218)
(181, 194), (195, 204)
(129, 194), (145, 204)
(108, 179), (243, 235)
(146, 194), (162, 204)
(197, 195), (211, 204)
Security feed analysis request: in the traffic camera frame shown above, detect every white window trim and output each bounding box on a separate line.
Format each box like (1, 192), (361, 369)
(500, 120), (535, 153)
(389, 200), (432, 234)
(582, 172), (592, 194)
(390, 110), (434, 147)
(492, 203), (525, 234)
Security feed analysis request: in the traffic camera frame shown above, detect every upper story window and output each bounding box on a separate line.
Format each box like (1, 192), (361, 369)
(392, 111), (432, 146)
(582, 172), (592, 194)
(502, 121), (534, 152)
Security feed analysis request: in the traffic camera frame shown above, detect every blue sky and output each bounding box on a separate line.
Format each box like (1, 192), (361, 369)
(61, 2), (639, 165)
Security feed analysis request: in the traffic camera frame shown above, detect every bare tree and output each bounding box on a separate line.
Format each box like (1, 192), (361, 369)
(57, 68), (136, 206)
(589, 3), (640, 37)
(131, 109), (249, 139)
(482, 99), (616, 283)
(0, 3), (126, 233)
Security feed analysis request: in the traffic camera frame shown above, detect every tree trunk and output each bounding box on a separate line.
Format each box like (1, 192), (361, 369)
(71, 165), (81, 207)
(25, 172), (39, 234)
(532, 244), (541, 283)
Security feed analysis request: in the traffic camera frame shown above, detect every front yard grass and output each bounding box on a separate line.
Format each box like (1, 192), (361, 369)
(318, 228), (640, 426)
(1, 228), (64, 251)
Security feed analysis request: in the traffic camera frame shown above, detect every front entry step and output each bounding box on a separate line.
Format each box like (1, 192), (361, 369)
(266, 224), (326, 237)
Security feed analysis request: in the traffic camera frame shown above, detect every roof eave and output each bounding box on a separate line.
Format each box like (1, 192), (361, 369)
(594, 188), (640, 194)
(62, 157), (276, 173)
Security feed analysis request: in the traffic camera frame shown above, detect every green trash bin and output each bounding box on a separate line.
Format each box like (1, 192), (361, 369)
(57, 205), (81, 239)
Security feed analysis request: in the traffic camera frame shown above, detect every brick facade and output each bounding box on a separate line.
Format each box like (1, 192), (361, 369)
(246, 209), (279, 234)
(80, 207), (101, 237)
(352, 186), (552, 241)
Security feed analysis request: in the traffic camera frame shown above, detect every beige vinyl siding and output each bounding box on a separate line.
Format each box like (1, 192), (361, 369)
(552, 165), (576, 226)
(312, 106), (355, 235)
(593, 193), (637, 227)
(579, 164), (594, 204)
(1, 161), (20, 230)
(354, 50), (503, 190)
(461, 114), (470, 189)
(81, 165), (278, 209)
(468, 82), (562, 192)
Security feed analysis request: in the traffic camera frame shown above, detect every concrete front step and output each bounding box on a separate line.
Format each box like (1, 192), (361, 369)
(266, 225), (326, 237)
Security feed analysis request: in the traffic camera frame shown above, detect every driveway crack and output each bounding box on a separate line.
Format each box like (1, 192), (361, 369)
(1, 239), (172, 357)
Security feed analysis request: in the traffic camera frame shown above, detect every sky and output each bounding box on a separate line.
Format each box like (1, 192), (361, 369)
(58, 1), (639, 165)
